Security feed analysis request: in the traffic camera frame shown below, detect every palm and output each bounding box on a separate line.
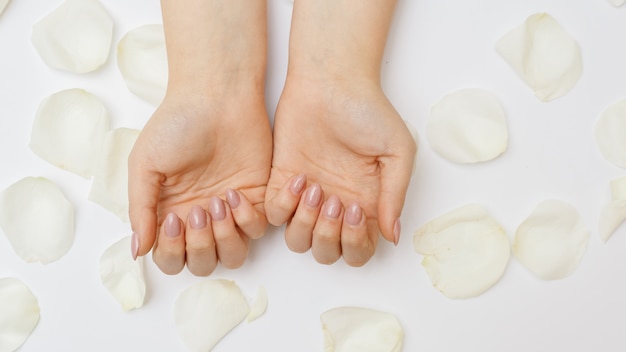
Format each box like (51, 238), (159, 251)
(138, 103), (271, 223)
(267, 83), (416, 246)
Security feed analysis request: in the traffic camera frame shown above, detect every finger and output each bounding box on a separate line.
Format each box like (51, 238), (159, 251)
(226, 189), (268, 240)
(128, 151), (162, 259)
(264, 174), (306, 226)
(377, 140), (417, 245)
(285, 183), (323, 253)
(341, 202), (376, 267)
(209, 196), (248, 269)
(185, 205), (218, 276)
(152, 212), (186, 275)
(311, 195), (343, 265)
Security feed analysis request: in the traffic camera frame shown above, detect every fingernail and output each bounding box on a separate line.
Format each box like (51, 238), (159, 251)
(209, 196), (226, 221)
(290, 174), (306, 195)
(189, 205), (207, 229)
(225, 189), (240, 209)
(393, 218), (401, 246)
(131, 232), (139, 260)
(304, 184), (322, 208)
(164, 213), (181, 238)
(324, 195), (341, 219)
(345, 203), (362, 225)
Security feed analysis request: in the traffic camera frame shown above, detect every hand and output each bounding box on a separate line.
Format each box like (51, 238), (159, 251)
(128, 91), (272, 276)
(265, 78), (417, 266)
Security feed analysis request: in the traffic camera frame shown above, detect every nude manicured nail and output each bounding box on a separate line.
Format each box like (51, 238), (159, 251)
(209, 196), (226, 221)
(324, 195), (341, 219)
(345, 203), (362, 225)
(131, 232), (139, 261)
(305, 184), (322, 208)
(164, 213), (181, 238)
(225, 189), (240, 209)
(189, 205), (207, 229)
(393, 218), (401, 246)
(290, 174), (306, 195)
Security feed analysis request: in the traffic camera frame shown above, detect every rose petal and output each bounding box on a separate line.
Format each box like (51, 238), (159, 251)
(31, 0), (113, 73)
(427, 88), (508, 163)
(599, 200), (626, 242)
(611, 176), (626, 201)
(0, 177), (75, 264)
(514, 200), (589, 280)
(594, 98), (626, 169)
(99, 236), (146, 311)
(246, 285), (268, 323)
(321, 307), (403, 352)
(174, 279), (250, 351)
(0, 0), (10, 15)
(88, 128), (139, 221)
(413, 204), (510, 299)
(496, 13), (582, 102)
(30, 88), (110, 178)
(599, 176), (626, 242)
(117, 24), (168, 105)
(0, 278), (40, 352)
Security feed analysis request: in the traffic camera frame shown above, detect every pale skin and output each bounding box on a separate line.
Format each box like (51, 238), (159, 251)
(128, 0), (272, 275)
(128, 0), (416, 274)
(265, 0), (416, 266)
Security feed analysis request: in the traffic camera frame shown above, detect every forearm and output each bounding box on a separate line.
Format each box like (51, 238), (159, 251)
(160, 0), (267, 96)
(287, 0), (398, 84)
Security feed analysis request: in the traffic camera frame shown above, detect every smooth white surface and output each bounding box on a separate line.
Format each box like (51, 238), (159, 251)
(0, 1), (625, 351)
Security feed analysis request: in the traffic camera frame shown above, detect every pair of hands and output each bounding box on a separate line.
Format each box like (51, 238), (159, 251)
(128, 81), (416, 276)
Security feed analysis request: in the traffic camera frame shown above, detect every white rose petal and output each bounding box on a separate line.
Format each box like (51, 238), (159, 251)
(599, 176), (626, 242)
(174, 279), (250, 352)
(514, 200), (589, 280)
(413, 204), (510, 299)
(117, 24), (168, 105)
(0, 177), (75, 264)
(611, 176), (626, 200)
(31, 0), (113, 73)
(427, 88), (508, 163)
(599, 200), (626, 242)
(594, 98), (626, 169)
(320, 307), (403, 352)
(0, 278), (40, 352)
(88, 128), (140, 221)
(0, 0), (10, 15)
(608, 0), (626, 7)
(30, 88), (110, 178)
(496, 13), (582, 102)
(246, 285), (268, 323)
(99, 236), (146, 312)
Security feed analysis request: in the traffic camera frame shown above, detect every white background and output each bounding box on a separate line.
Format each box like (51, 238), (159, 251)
(1, 0), (625, 351)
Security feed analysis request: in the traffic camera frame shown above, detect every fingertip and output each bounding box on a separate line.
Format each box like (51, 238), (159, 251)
(265, 174), (307, 226)
(378, 213), (401, 245)
(130, 208), (158, 257)
(228, 189), (268, 239)
(131, 232), (139, 261)
(128, 166), (162, 257)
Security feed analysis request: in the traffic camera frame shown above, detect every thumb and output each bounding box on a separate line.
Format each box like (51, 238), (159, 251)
(377, 144), (416, 245)
(128, 153), (163, 259)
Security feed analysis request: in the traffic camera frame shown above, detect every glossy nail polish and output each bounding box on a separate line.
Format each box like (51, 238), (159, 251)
(226, 189), (240, 209)
(305, 184), (322, 208)
(324, 196), (341, 219)
(290, 174), (306, 195)
(209, 196), (226, 221)
(164, 213), (181, 238)
(393, 218), (401, 246)
(345, 203), (362, 225)
(131, 232), (139, 261)
(189, 205), (207, 229)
